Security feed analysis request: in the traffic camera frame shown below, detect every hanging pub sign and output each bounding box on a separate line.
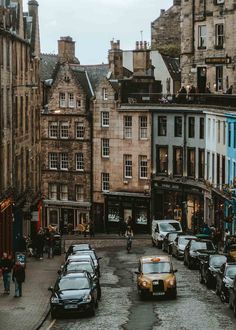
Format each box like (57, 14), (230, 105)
(0, 197), (12, 213)
(205, 56), (231, 65)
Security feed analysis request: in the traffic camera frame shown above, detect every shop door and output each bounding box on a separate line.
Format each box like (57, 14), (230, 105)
(124, 209), (132, 225)
(197, 67), (207, 93)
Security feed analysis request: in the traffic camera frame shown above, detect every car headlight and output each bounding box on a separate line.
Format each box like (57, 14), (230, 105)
(51, 297), (59, 304)
(83, 294), (92, 303)
(166, 278), (176, 286)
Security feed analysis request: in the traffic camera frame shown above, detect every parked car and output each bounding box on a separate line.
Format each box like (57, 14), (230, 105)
(49, 271), (98, 318)
(229, 275), (236, 316)
(66, 255), (97, 276)
(162, 232), (178, 254)
(65, 243), (92, 260)
(199, 254), (227, 289)
(184, 239), (216, 269)
(73, 249), (102, 277)
(216, 262), (236, 303)
(172, 235), (196, 259)
(135, 255), (177, 299)
(152, 219), (183, 248)
(58, 260), (101, 300)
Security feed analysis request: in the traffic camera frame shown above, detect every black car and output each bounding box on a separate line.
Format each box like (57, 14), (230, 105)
(199, 254), (227, 289)
(65, 243), (92, 260)
(172, 235), (196, 259)
(184, 239), (216, 269)
(229, 275), (236, 316)
(49, 271), (98, 318)
(216, 262), (236, 303)
(162, 232), (178, 254)
(59, 260), (101, 300)
(73, 249), (102, 277)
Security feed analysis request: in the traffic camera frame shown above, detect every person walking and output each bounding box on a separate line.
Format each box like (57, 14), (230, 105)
(0, 252), (14, 294)
(12, 261), (25, 297)
(89, 220), (95, 238)
(223, 228), (230, 253)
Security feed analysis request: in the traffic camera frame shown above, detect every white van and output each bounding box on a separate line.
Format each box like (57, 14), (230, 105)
(152, 219), (183, 248)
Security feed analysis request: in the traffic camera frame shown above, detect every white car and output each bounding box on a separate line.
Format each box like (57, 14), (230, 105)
(152, 219), (183, 248)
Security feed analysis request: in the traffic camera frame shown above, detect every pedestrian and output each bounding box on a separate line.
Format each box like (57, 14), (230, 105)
(0, 252), (14, 294)
(47, 233), (55, 259)
(12, 261), (25, 297)
(175, 85), (187, 103)
(83, 222), (88, 237)
(223, 228), (230, 253)
(225, 85), (233, 95)
(188, 85), (196, 103)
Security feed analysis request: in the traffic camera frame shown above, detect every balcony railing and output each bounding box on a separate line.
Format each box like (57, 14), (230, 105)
(124, 93), (236, 108)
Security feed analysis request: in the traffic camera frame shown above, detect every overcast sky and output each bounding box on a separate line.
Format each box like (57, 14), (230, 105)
(23, 0), (173, 64)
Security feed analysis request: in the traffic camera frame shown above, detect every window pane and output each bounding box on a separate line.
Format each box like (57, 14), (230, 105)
(76, 153), (84, 171)
(49, 153), (58, 169)
(173, 147), (183, 175)
(60, 122), (69, 139)
(124, 155), (132, 178)
(200, 118), (204, 139)
(59, 93), (66, 108)
(76, 185), (84, 201)
(60, 184), (68, 200)
(187, 148), (195, 177)
(139, 116), (147, 139)
(68, 93), (75, 108)
(140, 156), (147, 179)
(102, 138), (109, 157)
(158, 116), (167, 136)
(49, 183), (57, 200)
(174, 117), (182, 137)
(102, 112), (109, 127)
(60, 153), (69, 170)
(157, 147), (168, 174)
(124, 116), (132, 138)
(189, 117), (195, 138)
(49, 122), (58, 138)
(102, 173), (109, 191)
(76, 122), (84, 139)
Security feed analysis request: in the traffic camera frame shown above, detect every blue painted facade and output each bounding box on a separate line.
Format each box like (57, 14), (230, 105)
(225, 114), (236, 235)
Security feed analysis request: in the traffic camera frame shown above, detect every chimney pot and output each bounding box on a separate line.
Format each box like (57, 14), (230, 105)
(161, 9), (165, 15)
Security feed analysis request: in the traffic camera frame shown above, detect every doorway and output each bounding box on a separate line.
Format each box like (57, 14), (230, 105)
(197, 67), (207, 93)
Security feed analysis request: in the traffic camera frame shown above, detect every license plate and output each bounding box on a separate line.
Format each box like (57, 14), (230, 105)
(153, 292), (165, 296)
(64, 304), (77, 309)
(153, 281), (159, 285)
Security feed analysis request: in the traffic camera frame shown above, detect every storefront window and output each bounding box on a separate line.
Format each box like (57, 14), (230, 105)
(156, 146), (168, 174)
(108, 206), (120, 222)
(136, 209), (147, 225)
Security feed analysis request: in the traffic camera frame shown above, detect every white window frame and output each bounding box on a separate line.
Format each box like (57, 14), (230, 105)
(76, 153), (84, 171)
(139, 116), (147, 139)
(60, 184), (68, 201)
(216, 65), (223, 91)
(198, 25), (207, 48)
(102, 173), (109, 192)
(102, 138), (109, 158)
(49, 183), (57, 200)
(49, 153), (58, 170)
(101, 112), (109, 127)
(124, 116), (132, 139)
(124, 155), (132, 178)
(215, 23), (224, 48)
(49, 122), (58, 139)
(59, 92), (66, 108)
(102, 88), (108, 100)
(75, 185), (84, 202)
(60, 153), (69, 170)
(139, 156), (148, 179)
(76, 122), (84, 139)
(68, 93), (75, 108)
(60, 122), (69, 139)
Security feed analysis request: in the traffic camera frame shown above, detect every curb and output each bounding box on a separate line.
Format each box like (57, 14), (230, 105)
(33, 302), (50, 330)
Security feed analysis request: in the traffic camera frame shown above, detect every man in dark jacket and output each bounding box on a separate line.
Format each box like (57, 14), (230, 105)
(12, 261), (25, 297)
(0, 252), (14, 294)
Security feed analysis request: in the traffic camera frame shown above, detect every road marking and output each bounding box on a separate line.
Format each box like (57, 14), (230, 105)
(46, 319), (56, 330)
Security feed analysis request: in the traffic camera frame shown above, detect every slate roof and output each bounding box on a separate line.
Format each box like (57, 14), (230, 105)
(70, 65), (94, 98)
(161, 54), (180, 81)
(40, 53), (58, 81)
(81, 64), (109, 89)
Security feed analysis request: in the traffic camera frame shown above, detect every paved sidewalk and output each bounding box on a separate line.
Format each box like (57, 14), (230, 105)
(0, 254), (63, 330)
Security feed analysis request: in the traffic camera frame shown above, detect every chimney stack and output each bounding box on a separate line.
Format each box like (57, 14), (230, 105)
(160, 9), (165, 15)
(108, 40), (123, 79)
(133, 41), (152, 76)
(28, 0), (40, 58)
(58, 36), (78, 64)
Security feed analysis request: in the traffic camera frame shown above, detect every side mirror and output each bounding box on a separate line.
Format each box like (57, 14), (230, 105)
(135, 271), (140, 275)
(57, 269), (62, 275)
(48, 286), (53, 292)
(155, 228), (159, 233)
(97, 257), (102, 260)
(173, 269), (178, 273)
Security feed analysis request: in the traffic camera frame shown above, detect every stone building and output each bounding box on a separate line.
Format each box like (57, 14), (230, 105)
(151, 0), (181, 57)
(181, 0), (236, 94)
(0, 0), (41, 255)
(92, 41), (162, 233)
(41, 37), (93, 233)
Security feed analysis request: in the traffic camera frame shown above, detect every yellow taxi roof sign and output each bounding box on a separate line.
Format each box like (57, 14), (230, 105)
(150, 257), (161, 262)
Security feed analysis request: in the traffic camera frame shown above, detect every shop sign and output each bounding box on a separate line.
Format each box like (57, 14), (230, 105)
(0, 197), (12, 213)
(205, 57), (231, 65)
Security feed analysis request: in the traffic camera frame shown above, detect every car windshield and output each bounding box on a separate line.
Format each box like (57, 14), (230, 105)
(73, 245), (90, 252)
(159, 223), (181, 232)
(142, 262), (171, 274)
(179, 237), (193, 246)
(168, 233), (177, 241)
(225, 266), (236, 279)
(58, 277), (90, 291)
(210, 255), (227, 268)
(74, 250), (96, 261)
(191, 241), (214, 251)
(67, 263), (93, 273)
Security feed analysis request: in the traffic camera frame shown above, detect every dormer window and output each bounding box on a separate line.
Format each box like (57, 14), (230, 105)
(68, 93), (75, 108)
(59, 93), (66, 108)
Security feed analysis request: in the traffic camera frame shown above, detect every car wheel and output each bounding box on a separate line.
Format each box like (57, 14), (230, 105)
(51, 310), (58, 319)
(138, 287), (146, 300)
(169, 288), (177, 299)
(88, 303), (96, 317)
(184, 256), (187, 266)
(216, 284), (220, 296)
(188, 259), (193, 270)
(97, 285), (101, 300)
(157, 241), (162, 249)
